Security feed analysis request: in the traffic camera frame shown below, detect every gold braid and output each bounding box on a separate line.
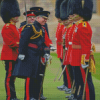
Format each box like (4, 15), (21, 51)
(30, 25), (43, 39)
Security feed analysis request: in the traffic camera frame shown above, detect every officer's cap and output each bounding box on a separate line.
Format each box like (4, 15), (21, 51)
(30, 7), (43, 12)
(0, 0), (20, 23)
(35, 11), (50, 19)
(23, 10), (36, 17)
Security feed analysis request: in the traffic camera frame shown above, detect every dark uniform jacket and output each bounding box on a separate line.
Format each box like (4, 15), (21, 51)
(12, 21), (46, 78)
(20, 21), (50, 54)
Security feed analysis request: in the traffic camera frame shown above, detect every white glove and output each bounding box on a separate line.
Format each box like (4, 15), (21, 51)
(50, 46), (56, 51)
(81, 64), (89, 69)
(43, 53), (50, 61)
(18, 54), (25, 60)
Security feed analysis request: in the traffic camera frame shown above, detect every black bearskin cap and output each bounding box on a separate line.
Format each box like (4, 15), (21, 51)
(73, 0), (93, 21)
(55, 0), (64, 18)
(60, 0), (69, 20)
(0, 0), (20, 23)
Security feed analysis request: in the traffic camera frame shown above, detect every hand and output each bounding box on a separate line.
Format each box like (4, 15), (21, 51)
(18, 54), (25, 60)
(50, 46), (56, 51)
(81, 64), (89, 69)
(43, 53), (50, 61)
(89, 55), (95, 65)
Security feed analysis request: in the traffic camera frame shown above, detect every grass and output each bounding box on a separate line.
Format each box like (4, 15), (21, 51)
(0, 52), (100, 100)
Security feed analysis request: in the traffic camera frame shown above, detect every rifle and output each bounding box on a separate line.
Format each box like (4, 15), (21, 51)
(82, 68), (88, 100)
(57, 30), (67, 81)
(24, 0), (27, 24)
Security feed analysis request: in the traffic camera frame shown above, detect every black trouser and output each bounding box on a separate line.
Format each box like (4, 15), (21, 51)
(24, 59), (46, 100)
(5, 60), (16, 100)
(24, 76), (43, 100)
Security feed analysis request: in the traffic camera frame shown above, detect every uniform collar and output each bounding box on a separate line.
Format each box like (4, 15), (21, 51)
(34, 20), (42, 28)
(10, 21), (16, 25)
(66, 24), (73, 29)
(75, 20), (83, 25)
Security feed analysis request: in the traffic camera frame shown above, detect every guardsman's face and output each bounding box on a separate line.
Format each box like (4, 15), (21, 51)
(73, 14), (80, 21)
(27, 16), (36, 24)
(11, 16), (19, 23)
(63, 19), (69, 26)
(68, 15), (74, 23)
(37, 16), (48, 26)
(57, 18), (61, 23)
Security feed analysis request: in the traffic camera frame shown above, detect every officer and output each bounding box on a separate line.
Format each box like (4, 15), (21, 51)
(0, 0), (20, 100)
(60, 0), (74, 94)
(12, 11), (50, 100)
(19, 7), (52, 100)
(20, 7), (43, 27)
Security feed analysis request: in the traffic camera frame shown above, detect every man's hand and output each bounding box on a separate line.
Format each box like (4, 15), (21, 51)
(50, 46), (56, 51)
(43, 53), (50, 61)
(18, 54), (25, 60)
(81, 62), (89, 69)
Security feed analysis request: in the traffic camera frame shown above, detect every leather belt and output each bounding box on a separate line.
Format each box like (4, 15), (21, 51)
(28, 43), (38, 49)
(72, 44), (81, 49)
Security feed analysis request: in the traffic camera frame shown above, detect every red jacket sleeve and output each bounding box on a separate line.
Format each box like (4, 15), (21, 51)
(2, 25), (19, 48)
(44, 29), (53, 47)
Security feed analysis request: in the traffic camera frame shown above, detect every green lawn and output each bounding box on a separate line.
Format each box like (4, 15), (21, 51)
(0, 52), (100, 100)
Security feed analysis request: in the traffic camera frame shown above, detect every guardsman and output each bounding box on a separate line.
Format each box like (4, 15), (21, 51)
(12, 11), (50, 100)
(60, 0), (73, 94)
(0, 0), (20, 100)
(69, 0), (95, 100)
(55, 0), (69, 92)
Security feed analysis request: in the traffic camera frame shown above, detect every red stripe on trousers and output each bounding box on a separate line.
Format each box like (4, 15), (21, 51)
(65, 67), (71, 88)
(80, 67), (90, 100)
(6, 61), (12, 100)
(26, 77), (30, 100)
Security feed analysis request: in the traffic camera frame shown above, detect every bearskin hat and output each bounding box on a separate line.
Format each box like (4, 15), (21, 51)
(60, 0), (69, 20)
(73, 0), (93, 21)
(0, 0), (20, 23)
(55, 0), (64, 18)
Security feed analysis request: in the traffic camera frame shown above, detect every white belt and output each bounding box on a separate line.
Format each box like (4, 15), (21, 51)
(65, 47), (68, 50)
(69, 42), (72, 45)
(63, 34), (66, 39)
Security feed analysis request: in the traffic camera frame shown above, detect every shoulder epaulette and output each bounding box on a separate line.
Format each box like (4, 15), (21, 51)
(22, 24), (32, 31)
(6, 23), (10, 26)
(60, 23), (63, 25)
(5, 23), (11, 29)
(82, 21), (87, 27)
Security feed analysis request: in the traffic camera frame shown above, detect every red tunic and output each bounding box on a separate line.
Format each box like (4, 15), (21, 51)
(1, 23), (20, 61)
(60, 26), (67, 60)
(70, 21), (92, 66)
(42, 26), (53, 47)
(63, 24), (76, 65)
(56, 23), (64, 58)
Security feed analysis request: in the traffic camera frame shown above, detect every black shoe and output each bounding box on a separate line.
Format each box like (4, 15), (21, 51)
(66, 94), (74, 98)
(57, 85), (68, 91)
(68, 98), (77, 100)
(30, 98), (37, 100)
(11, 98), (20, 100)
(40, 95), (47, 100)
